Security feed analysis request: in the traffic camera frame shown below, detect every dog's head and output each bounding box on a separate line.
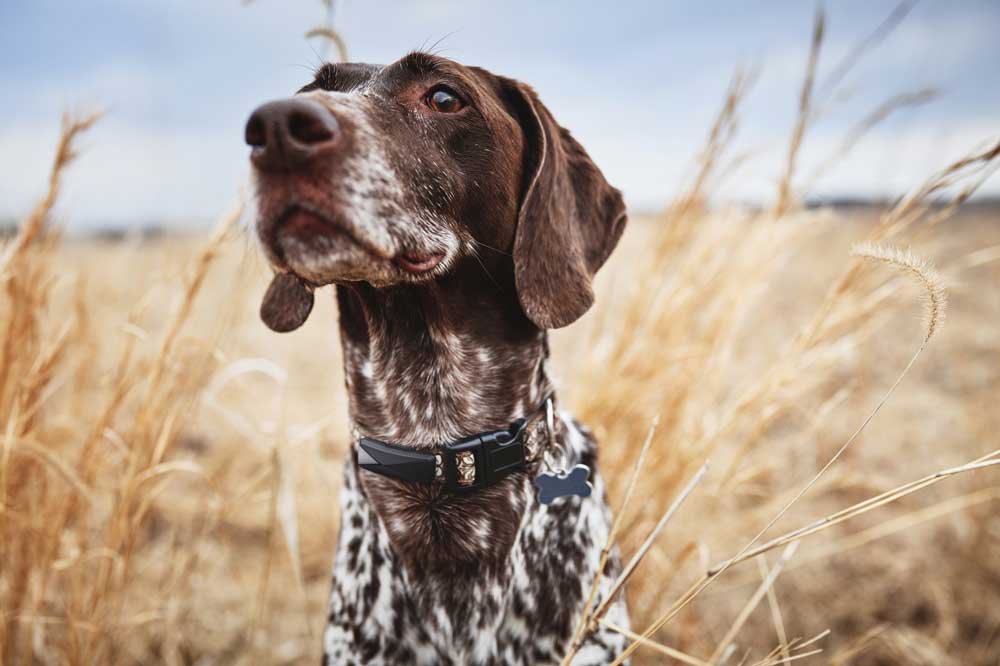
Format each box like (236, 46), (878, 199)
(247, 52), (626, 331)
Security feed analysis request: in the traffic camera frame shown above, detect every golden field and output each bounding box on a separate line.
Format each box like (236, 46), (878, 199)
(3, 18), (1000, 664)
(2, 130), (999, 664)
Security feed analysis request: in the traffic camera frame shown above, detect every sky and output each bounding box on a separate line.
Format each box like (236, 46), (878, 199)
(1, 0), (998, 231)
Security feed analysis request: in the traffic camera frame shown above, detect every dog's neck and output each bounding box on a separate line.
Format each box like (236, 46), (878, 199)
(334, 271), (552, 448)
(333, 271), (553, 575)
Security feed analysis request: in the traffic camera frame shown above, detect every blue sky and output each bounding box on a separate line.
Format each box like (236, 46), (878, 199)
(1, 0), (998, 230)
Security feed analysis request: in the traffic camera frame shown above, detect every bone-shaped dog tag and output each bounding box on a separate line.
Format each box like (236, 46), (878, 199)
(534, 464), (593, 505)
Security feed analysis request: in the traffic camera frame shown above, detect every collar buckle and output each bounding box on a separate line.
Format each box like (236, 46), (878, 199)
(443, 419), (527, 493)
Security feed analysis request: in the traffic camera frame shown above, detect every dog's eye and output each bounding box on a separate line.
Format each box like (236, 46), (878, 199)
(426, 87), (464, 113)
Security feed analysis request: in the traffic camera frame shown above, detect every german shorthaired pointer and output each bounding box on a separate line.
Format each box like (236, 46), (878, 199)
(246, 52), (629, 665)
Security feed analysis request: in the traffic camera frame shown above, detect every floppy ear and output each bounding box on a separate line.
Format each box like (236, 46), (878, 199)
(505, 81), (627, 329)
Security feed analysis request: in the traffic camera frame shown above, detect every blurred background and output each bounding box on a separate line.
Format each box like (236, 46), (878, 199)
(1, 0), (999, 230)
(1, 2), (999, 666)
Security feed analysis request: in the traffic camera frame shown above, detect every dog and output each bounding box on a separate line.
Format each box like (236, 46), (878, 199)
(246, 51), (630, 666)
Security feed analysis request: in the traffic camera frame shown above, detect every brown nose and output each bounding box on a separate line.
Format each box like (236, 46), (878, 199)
(245, 98), (340, 171)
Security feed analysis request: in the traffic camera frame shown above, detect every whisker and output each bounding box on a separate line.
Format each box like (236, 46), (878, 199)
(471, 239), (512, 257)
(425, 31), (460, 57)
(469, 247), (503, 291)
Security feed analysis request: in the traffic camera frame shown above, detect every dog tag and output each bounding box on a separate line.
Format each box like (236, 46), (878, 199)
(260, 272), (314, 332)
(534, 464), (592, 505)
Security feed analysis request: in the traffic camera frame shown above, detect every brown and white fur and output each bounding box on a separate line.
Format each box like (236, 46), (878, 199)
(246, 52), (630, 665)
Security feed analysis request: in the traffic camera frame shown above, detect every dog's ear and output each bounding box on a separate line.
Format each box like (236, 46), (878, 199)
(503, 80), (627, 329)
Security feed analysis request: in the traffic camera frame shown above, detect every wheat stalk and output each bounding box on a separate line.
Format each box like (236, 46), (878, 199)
(773, 6), (824, 218)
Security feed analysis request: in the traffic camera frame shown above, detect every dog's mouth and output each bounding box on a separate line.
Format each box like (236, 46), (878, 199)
(278, 207), (339, 245)
(267, 205), (445, 277)
(396, 251), (444, 273)
(258, 205), (448, 332)
(266, 205), (380, 269)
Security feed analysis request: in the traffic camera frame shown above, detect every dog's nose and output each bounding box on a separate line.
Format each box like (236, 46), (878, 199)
(245, 98), (340, 171)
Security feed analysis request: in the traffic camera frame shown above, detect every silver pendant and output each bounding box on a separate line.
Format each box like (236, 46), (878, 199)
(534, 464), (592, 504)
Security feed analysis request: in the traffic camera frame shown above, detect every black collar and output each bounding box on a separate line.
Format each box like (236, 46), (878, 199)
(356, 400), (552, 494)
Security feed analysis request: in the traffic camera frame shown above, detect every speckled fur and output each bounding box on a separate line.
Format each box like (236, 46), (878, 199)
(325, 414), (629, 666)
(322, 280), (630, 665)
(247, 52), (630, 664)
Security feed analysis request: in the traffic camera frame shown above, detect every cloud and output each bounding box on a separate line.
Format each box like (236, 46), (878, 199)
(0, 118), (247, 228)
(1, 1), (997, 229)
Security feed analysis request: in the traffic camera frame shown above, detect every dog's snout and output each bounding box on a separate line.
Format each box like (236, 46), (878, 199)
(245, 98), (340, 170)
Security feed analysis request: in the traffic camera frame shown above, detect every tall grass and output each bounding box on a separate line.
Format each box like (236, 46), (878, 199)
(557, 8), (1000, 663)
(0, 114), (245, 664)
(2, 10), (1000, 666)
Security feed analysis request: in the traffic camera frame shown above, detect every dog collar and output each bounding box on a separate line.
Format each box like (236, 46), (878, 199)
(355, 400), (552, 494)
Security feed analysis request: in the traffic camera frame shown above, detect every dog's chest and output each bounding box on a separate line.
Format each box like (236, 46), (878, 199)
(338, 304), (548, 447)
(322, 419), (629, 666)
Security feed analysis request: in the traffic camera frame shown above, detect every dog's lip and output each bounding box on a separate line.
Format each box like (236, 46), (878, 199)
(395, 251), (444, 274)
(277, 207), (337, 239)
(265, 204), (448, 280)
(270, 205), (388, 259)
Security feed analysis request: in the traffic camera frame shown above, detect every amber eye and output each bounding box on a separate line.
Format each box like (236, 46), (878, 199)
(426, 87), (464, 113)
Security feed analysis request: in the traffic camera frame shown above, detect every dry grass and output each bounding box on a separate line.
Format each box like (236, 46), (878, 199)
(3, 11), (1000, 666)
